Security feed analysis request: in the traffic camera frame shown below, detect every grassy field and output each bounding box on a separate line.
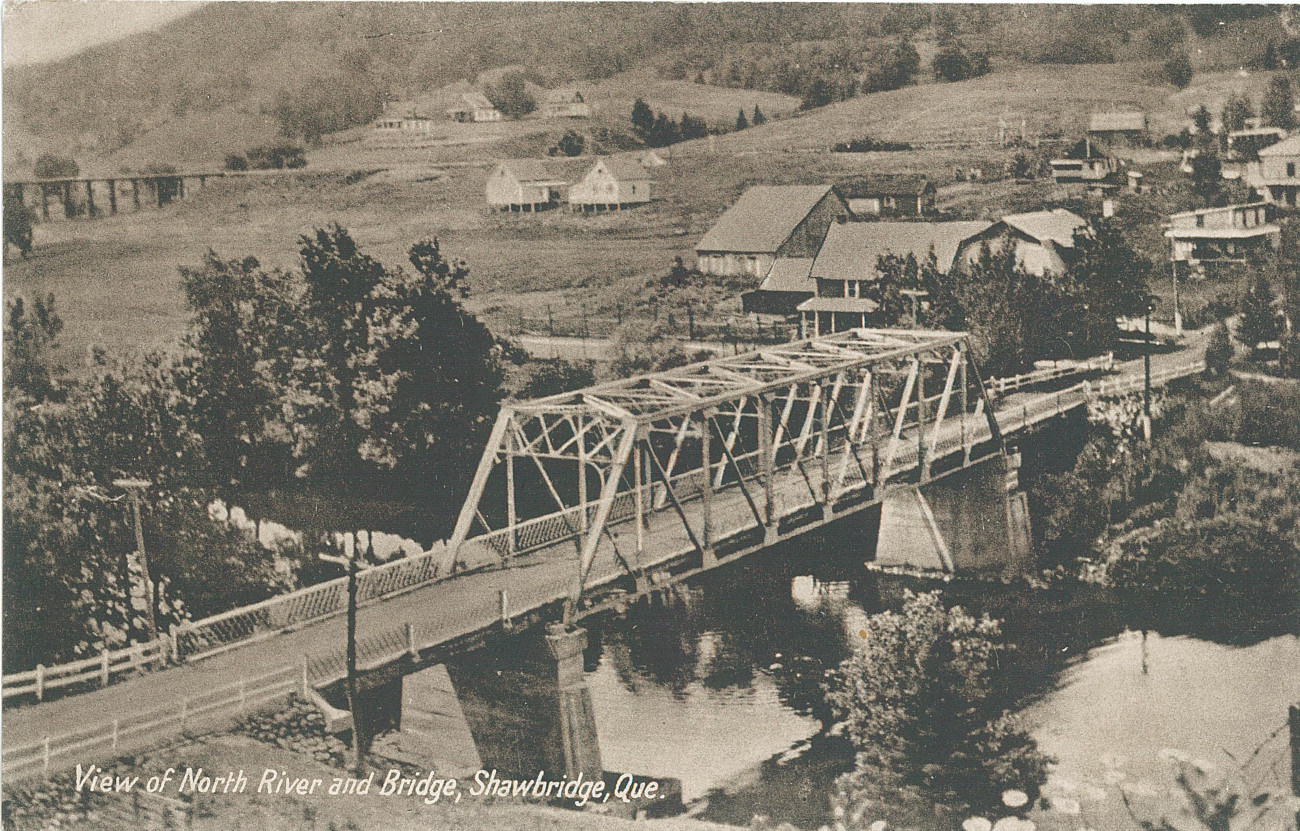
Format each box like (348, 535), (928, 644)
(6, 59), (1250, 372)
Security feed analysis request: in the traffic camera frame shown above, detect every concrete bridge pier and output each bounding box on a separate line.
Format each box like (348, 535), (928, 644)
(875, 451), (1032, 577)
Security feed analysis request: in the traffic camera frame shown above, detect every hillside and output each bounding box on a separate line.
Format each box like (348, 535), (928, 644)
(5, 3), (1294, 177)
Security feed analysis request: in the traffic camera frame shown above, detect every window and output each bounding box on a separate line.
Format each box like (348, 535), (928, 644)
(846, 280), (861, 298)
(1288, 162), (1296, 177)
(1196, 214), (1205, 228)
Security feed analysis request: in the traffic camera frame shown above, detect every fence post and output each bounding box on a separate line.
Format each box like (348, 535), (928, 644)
(499, 589), (511, 630)
(42, 736), (50, 778)
(35, 663), (44, 702)
(112, 719), (119, 752)
(101, 649), (110, 688)
(170, 624), (180, 664)
(405, 622), (418, 659)
(301, 656), (310, 697)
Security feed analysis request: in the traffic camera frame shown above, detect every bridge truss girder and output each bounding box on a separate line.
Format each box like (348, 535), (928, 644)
(445, 329), (1003, 617)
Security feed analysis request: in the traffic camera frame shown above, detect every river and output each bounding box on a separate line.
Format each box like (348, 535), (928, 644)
(566, 551), (1300, 830)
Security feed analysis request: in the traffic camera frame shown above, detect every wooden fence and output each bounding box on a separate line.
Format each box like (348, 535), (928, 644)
(3, 640), (168, 703)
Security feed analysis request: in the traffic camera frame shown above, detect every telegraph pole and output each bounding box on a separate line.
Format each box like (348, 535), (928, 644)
(113, 478), (159, 651)
(1143, 299), (1154, 441)
(321, 540), (365, 774)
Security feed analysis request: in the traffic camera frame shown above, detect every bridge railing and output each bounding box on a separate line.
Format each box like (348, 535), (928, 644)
(988, 352), (1114, 396)
(2, 640), (168, 703)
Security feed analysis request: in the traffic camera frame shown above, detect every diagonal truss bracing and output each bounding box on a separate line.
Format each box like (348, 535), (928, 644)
(445, 328), (1004, 617)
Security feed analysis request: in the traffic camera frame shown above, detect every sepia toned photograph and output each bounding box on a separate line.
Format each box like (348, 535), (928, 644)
(1, 3), (1298, 830)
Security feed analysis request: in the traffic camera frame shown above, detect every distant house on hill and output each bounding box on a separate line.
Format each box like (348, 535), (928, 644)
(695, 184), (851, 278)
(1246, 135), (1300, 206)
(486, 160), (567, 212)
(1088, 111), (1147, 148)
(837, 174), (936, 218)
(544, 89), (591, 119)
(568, 158), (652, 211)
(448, 93), (503, 123)
(1165, 203), (1279, 273)
(1048, 156), (1114, 185)
(797, 220), (992, 335)
(955, 208), (1090, 276)
(372, 113), (436, 136)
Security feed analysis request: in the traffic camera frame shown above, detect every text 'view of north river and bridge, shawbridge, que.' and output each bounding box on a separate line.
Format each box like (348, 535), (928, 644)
(2, 4), (1298, 831)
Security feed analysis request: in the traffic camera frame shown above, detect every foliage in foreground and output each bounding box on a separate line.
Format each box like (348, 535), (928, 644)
(825, 591), (1050, 825)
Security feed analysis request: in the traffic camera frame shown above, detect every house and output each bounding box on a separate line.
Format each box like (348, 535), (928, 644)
(1088, 111), (1148, 148)
(740, 257), (817, 316)
(568, 158), (652, 211)
(797, 220), (992, 336)
(1246, 136), (1300, 206)
(954, 208), (1090, 276)
(485, 160), (567, 212)
(372, 114), (436, 135)
(544, 89), (591, 119)
(1227, 126), (1287, 161)
(447, 93), (502, 123)
(695, 185), (851, 279)
(837, 174), (936, 218)
(1049, 156), (1114, 184)
(1165, 203), (1280, 272)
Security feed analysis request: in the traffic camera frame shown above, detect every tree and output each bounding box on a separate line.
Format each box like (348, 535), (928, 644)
(33, 154), (78, 179)
(932, 41), (991, 82)
(630, 97), (654, 136)
(1205, 321), (1234, 376)
(485, 72), (536, 119)
(1261, 76), (1296, 129)
(555, 129), (585, 157)
(647, 112), (681, 147)
(751, 104), (767, 126)
(1069, 220), (1152, 353)
(4, 189), (34, 259)
(1163, 52), (1194, 89)
(826, 591), (1049, 819)
(1191, 104), (1213, 135)
(224, 153), (249, 171)
(735, 107), (748, 131)
(1236, 273), (1281, 358)
(5, 294), (65, 403)
(1190, 150), (1223, 205)
(1220, 90), (1254, 134)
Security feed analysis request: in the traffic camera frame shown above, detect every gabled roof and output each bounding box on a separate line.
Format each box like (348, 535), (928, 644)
(810, 221), (993, 282)
(1089, 111), (1147, 132)
(497, 159), (566, 184)
(757, 258), (816, 293)
(837, 174), (934, 199)
(546, 88), (585, 103)
(591, 158), (652, 182)
(454, 92), (496, 111)
(1258, 135), (1300, 157)
(696, 185), (839, 254)
(999, 208), (1089, 248)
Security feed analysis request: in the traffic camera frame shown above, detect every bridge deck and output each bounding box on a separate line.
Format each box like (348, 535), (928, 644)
(0, 336), (1206, 778)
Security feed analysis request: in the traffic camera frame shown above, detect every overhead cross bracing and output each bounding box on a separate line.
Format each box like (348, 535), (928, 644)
(446, 328), (1004, 618)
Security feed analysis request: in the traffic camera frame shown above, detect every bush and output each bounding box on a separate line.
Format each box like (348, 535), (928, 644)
(246, 145), (306, 170)
(1204, 321), (1233, 376)
(485, 72), (536, 119)
(33, 153), (79, 179)
(1162, 53), (1193, 89)
(4, 191), (34, 258)
(831, 136), (913, 153)
(224, 153), (248, 171)
(932, 42), (992, 83)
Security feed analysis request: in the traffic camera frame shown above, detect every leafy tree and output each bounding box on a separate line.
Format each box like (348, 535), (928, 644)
(555, 129), (585, 157)
(826, 591), (1049, 819)
(1163, 52), (1194, 89)
(519, 359), (596, 400)
(647, 112), (681, 147)
(33, 153), (78, 179)
(272, 74), (382, 144)
(1261, 75), (1296, 129)
(679, 112), (707, 141)
(630, 97), (655, 136)
(932, 41), (991, 82)
(799, 76), (836, 110)
(1069, 220), (1152, 353)
(1236, 273), (1281, 358)
(485, 72), (537, 119)
(1220, 90), (1254, 134)
(735, 107), (748, 131)
(4, 189), (34, 258)
(1191, 104), (1213, 135)
(1205, 321), (1234, 376)
(751, 104), (767, 125)
(224, 153), (249, 171)
(1189, 150), (1223, 205)
(4, 294), (65, 403)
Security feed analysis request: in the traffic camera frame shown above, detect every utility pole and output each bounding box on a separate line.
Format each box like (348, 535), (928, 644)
(113, 478), (159, 653)
(321, 542), (365, 774)
(1143, 299), (1154, 441)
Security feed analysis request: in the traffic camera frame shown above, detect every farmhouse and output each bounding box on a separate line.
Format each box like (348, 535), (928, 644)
(544, 89), (591, 119)
(568, 158), (652, 211)
(1246, 135), (1300, 206)
(797, 220), (991, 336)
(837, 174), (936, 218)
(1165, 203), (1280, 273)
(448, 93), (503, 123)
(695, 185), (851, 278)
(955, 208), (1090, 276)
(1088, 110), (1147, 148)
(485, 160), (567, 212)
(372, 114), (436, 135)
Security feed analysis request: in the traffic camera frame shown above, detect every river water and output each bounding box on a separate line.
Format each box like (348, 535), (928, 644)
(569, 550), (1300, 829)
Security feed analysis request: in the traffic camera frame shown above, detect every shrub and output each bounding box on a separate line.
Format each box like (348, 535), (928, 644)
(1204, 321), (1233, 376)
(224, 153), (248, 171)
(33, 153), (79, 179)
(485, 72), (536, 119)
(1162, 53), (1194, 89)
(832, 136), (913, 153)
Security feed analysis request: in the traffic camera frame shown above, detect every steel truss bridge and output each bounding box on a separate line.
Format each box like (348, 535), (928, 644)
(447, 328), (1005, 619)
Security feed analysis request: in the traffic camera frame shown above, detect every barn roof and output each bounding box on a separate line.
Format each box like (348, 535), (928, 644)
(810, 221), (992, 281)
(1089, 111), (1147, 133)
(499, 159), (566, 183)
(1000, 208), (1089, 248)
(696, 185), (838, 254)
(594, 158), (652, 181)
(836, 174), (934, 198)
(757, 257), (817, 293)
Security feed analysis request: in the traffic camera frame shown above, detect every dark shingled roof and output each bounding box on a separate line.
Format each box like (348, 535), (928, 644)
(696, 185), (837, 254)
